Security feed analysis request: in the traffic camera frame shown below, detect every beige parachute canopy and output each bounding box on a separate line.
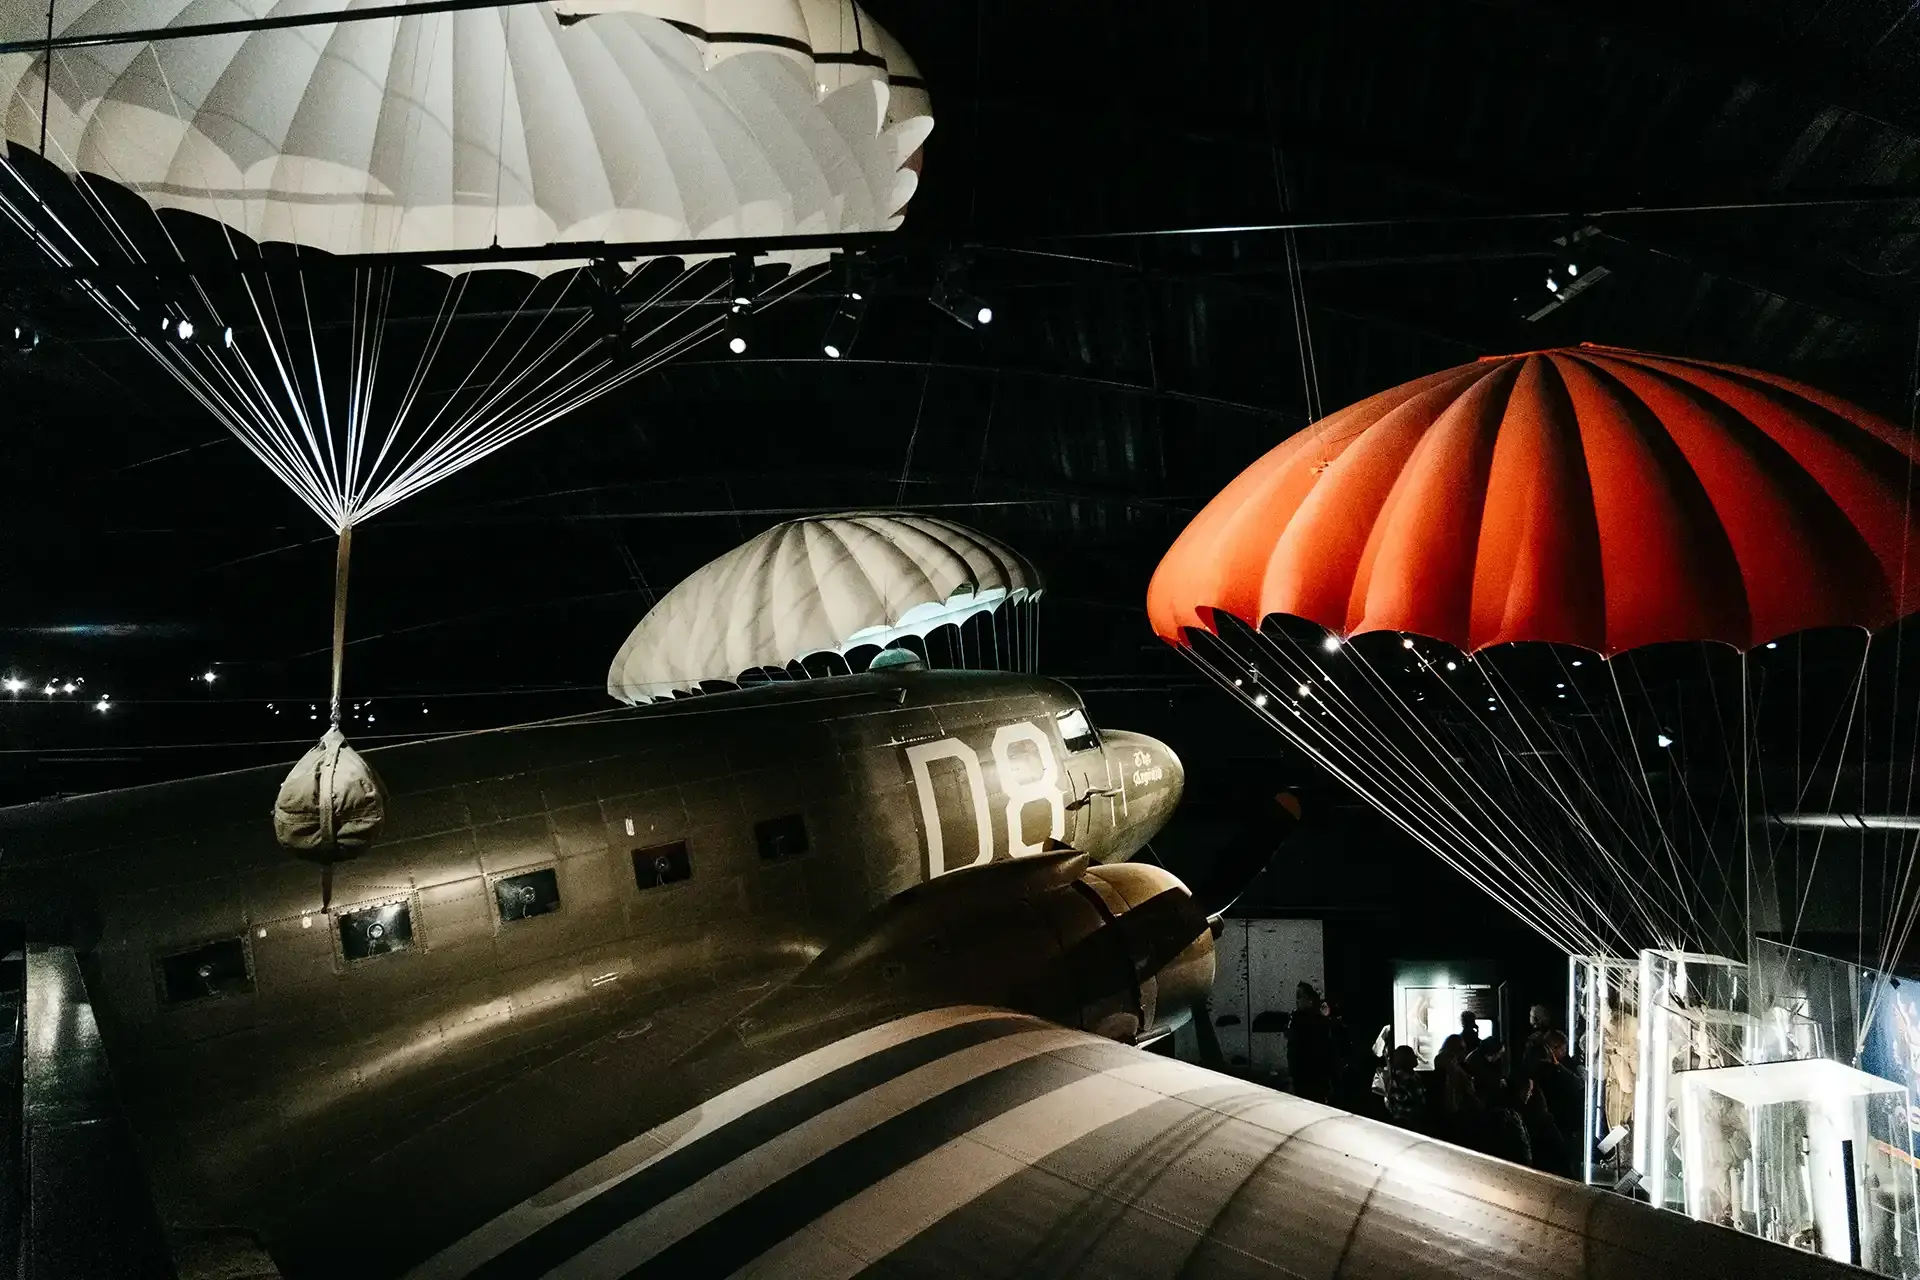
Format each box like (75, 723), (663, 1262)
(1, 0), (932, 278)
(608, 513), (1043, 703)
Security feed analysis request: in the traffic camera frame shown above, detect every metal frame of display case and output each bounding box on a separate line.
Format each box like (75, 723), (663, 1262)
(1635, 949), (1756, 1211)
(1570, 954), (1640, 1185)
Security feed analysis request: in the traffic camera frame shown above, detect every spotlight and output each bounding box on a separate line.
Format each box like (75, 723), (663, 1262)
(201, 669), (217, 684)
(1401, 637), (1415, 649)
(221, 325), (235, 349)
(821, 297), (864, 359)
(1296, 683), (1311, 697)
(1765, 641), (1779, 650)
(930, 259), (993, 331)
(729, 253), (756, 307)
(41, 683), (54, 696)
(94, 697), (109, 713)
(1321, 634), (1342, 653)
(1445, 661), (1458, 671)
(1545, 276), (1560, 294)
(1567, 262), (1580, 277)
(1, 676), (19, 694)
(7, 320), (35, 353)
(725, 309), (750, 355)
(1656, 732), (1674, 749)
(1253, 693), (1269, 708)
(175, 317), (195, 341)
(60, 681), (74, 694)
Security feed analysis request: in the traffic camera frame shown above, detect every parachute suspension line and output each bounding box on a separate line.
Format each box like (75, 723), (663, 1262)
(1740, 650), (1752, 962)
(1200, 636), (1612, 956)
(1244, 628), (1626, 956)
(330, 524), (353, 729)
(1480, 655), (1719, 955)
(1542, 650), (1723, 952)
(1787, 644), (1874, 945)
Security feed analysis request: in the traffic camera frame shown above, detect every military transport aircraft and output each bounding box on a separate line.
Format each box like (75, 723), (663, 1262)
(0, 669), (1857, 1279)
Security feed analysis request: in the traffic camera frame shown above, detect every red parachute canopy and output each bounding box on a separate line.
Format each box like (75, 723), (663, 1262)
(1148, 344), (1920, 657)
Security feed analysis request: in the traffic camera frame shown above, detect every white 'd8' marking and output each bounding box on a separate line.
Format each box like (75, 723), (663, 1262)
(906, 720), (1065, 878)
(992, 722), (1064, 858)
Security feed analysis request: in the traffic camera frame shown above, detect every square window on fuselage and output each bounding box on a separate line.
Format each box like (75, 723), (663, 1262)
(494, 867), (561, 923)
(633, 841), (692, 890)
(338, 901), (415, 961)
(159, 938), (253, 1004)
(755, 814), (809, 862)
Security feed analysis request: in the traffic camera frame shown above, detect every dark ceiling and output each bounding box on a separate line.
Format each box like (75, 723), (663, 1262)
(2, 0), (1919, 816)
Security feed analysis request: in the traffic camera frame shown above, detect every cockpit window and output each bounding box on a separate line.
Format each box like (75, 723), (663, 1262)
(1056, 707), (1099, 753)
(338, 900), (414, 961)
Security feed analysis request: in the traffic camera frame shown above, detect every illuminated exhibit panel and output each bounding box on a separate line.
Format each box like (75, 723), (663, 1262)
(1636, 949), (1755, 1211)
(1572, 954), (1640, 1185)
(1392, 960), (1499, 1071)
(1678, 1059), (1919, 1276)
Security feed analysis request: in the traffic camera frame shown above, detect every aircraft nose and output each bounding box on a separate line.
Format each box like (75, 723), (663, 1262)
(1088, 729), (1184, 860)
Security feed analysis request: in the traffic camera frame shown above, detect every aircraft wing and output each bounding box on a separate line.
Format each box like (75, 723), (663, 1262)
(405, 1006), (1853, 1280)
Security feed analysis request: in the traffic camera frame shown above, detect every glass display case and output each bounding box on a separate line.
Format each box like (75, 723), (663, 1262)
(1570, 954), (1639, 1185)
(1678, 1059), (1920, 1276)
(1635, 949), (1755, 1210)
(1392, 961), (1500, 1071)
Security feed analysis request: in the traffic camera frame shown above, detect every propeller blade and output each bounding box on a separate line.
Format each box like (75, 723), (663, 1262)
(1186, 788), (1302, 919)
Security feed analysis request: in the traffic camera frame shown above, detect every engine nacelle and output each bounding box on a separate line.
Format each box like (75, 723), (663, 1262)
(734, 850), (1216, 1050)
(1077, 862), (1215, 1042)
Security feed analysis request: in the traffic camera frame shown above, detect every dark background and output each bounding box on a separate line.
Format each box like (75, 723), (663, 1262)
(8, 0), (1920, 1032)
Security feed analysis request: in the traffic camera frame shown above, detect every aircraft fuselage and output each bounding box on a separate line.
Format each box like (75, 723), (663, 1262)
(0, 670), (1182, 1247)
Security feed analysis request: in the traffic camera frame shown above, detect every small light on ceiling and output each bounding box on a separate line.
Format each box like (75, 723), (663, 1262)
(1321, 634), (1342, 653)
(1656, 732), (1674, 749)
(1445, 661), (1457, 671)
(60, 681), (74, 694)
(1232, 678), (1243, 687)
(1, 676), (22, 694)
(1567, 262), (1579, 277)
(41, 683), (55, 696)
(1401, 637), (1415, 649)
(1545, 276), (1560, 294)
(1571, 660), (1584, 667)
(1252, 692), (1269, 708)
(175, 317), (195, 341)
(1296, 683), (1312, 697)
(1555, 682), (1565, 689)
(975, 304), (994, 325)
(93, 697), (109, 713)
(1766, 641), (1779, 650)
(202, 669), (217, 684)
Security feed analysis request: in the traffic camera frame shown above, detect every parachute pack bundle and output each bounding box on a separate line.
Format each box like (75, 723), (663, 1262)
(274, 526), (386, 872)
(272, 727), (385, 856)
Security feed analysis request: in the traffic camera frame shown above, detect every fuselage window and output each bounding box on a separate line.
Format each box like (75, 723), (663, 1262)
(756, 814), (810, 862)
(338, 901), (414, 961)
(494, 867), (561, 923)
(633, 840), (692, 890)
(159, 938), (253, 1004)
(1056, 706), (1100, 753)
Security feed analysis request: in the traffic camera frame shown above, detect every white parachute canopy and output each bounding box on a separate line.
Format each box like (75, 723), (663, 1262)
(0, 0), (933, 529)
(1, 0), (930, 273)
(608, 513), (1043, 703)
